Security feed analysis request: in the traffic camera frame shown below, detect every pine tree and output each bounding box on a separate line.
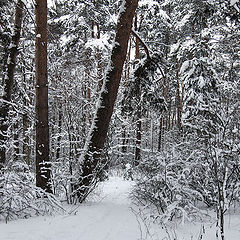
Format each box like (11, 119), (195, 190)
(0, 0), (24, 168)
(35, 0), (52, 193)
(73, 0), (139, 202)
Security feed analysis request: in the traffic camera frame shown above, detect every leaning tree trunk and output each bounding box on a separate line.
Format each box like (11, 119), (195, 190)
(0, 0), (24, 168)
(74, 0), (138, 202)
(35, 0), (52, 193)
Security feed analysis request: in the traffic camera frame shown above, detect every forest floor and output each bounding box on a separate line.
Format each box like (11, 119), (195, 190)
(0, 175), (239, 240)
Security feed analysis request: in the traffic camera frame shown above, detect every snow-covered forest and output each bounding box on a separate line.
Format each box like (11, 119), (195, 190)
(0, 0), (239, 239)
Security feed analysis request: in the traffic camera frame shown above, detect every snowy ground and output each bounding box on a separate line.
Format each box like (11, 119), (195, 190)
(0, 176), (239, 240)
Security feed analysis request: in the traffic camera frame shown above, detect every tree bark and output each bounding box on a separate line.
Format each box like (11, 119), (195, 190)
(56, 104), (63, 161)
(0, 0), (24, 168)
(75, 0), (138, 202)
(176, 78), (182, 130)
(134, 14), (141, 166)
(158, 117), (163, 151)
(35, 0), (52, 193)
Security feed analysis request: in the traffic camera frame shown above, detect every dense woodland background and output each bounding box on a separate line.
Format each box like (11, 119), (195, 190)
(0, 0), (240, 238)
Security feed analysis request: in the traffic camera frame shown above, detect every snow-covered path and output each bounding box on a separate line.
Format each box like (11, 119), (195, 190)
(1, 176), (240, 240)
(0, 177), (141, 240)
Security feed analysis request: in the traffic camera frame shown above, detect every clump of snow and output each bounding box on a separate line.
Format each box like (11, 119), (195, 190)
(157, 9), (171, 21)
(176, 13), (192, 29)
(170, 42), (180, 54)
(230, 0), (239, 6)
(139, 0), (159, 8)
(85, 34), (109, 51)
(180, 60), (190, 74)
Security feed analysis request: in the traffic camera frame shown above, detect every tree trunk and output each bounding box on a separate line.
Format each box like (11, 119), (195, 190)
(56, 104), (63, 161)
(74, 0), (138, 202)
(122, 124), (127, 154)
(13, 116), (20, 161)
(96, 24), (103, 91)
(35, 0), (52, 193)
(174, 56), (182, 130)
(23, 111), (30, 165)
(135, 108), (142, 165)
(0, 0), (24, 168)
(176, 78), (182, 130)
(134, 14), (141, 166)
(22, 57), (34, 166)
(158, 117), (163, 151)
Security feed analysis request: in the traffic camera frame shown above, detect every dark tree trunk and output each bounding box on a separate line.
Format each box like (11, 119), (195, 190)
(176, 78), (182, 130)
(158, 117), (163, 151)
(13, 117), (20, 161)
(35, 0), (52, 193)
(134, 14), (141, 166)
(56, 105), (63, 161)
(22, 59), (34, 165)
(122, 125), (127, 154)
(135, 109), (142, 166)
(74, 0), (138, 202)
(23, 111), (30, 165)
(0, 0), (24, 168)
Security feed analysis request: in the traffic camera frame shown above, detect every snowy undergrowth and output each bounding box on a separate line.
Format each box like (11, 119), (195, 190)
(131, 205), (240, 240)
(0, 162), (64, 223)
(0, 173), (239, 240)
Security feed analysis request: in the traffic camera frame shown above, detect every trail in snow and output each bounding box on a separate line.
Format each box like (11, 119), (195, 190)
(0, 177), (141, 240)
(0, 176), (240, 240)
